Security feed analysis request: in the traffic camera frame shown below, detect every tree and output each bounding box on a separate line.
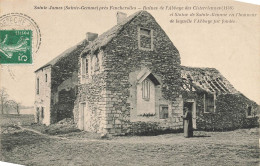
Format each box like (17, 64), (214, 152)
(6, 100), (20, 115)
(0, 88), (9, 114)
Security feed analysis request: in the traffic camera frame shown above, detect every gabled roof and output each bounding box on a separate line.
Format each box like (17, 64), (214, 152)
(181, 66), (238, 94)
(35, 39), (88, 72)
(36, 11), (145, 72)
(82, 10), (144, 54)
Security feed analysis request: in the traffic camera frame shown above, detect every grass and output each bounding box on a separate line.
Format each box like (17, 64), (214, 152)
(0, 114), (259, 165)
(0, 114), (34, 126)
(1, 128), (259, 166)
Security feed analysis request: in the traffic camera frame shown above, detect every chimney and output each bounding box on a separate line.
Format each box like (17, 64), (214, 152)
(117, 12), (127, 24)
(86, 32), (98, 41)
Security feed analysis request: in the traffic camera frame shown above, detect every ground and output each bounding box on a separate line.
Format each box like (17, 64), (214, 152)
(0, 115), (259, 166)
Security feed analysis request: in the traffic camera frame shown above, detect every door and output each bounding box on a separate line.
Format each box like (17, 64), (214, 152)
(36, 107), (40, 123)
(40, 107), (44, 124)
(184, 101), (197, 129)
(79, 103), (86, 130)
(79, 103), (90, 131)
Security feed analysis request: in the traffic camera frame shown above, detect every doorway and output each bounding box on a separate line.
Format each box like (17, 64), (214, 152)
(36, 107), (40, 123)
(40, 107), (44, 124)
(79, 103), (89, 131)
(184, 100), (196, 129)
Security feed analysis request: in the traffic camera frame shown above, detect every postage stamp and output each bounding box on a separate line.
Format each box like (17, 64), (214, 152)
(0, 30), (32, 64)
(0, 13), (41, 64)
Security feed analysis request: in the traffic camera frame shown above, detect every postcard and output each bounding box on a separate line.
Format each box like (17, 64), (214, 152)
(0, 0), (259, 165)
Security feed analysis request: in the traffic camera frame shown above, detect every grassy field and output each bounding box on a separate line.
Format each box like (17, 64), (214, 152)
(0, 114), (34, 126)
(0, 115), (259, 166)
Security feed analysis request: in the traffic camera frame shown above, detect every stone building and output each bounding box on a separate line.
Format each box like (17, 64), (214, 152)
(35, 11), (258, 135)
(181, 66), (259, 131)
(34, 38), (90, 125)
(73, 11), (183, 135)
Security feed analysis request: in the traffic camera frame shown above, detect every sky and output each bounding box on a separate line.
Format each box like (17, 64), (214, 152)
(0, 0), (259, 106)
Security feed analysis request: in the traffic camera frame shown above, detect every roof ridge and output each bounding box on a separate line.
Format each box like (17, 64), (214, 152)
(35, 39), (87, 72)
(82, 10), (144, 54)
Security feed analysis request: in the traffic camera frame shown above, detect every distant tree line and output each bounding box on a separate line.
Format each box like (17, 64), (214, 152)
(0, 88), (20, 115)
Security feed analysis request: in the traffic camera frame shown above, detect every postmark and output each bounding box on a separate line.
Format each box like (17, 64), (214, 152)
(0, 13), (41, 64)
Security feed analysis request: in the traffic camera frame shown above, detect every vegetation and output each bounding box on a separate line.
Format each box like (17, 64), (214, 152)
(0, 88), (21, 114)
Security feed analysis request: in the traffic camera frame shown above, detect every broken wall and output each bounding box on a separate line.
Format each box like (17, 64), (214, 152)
(182, 91), (259, 131)
(50, 41), (87, 123)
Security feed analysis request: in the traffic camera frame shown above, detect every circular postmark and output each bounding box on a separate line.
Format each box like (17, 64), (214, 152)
(0, 13), (41, 64)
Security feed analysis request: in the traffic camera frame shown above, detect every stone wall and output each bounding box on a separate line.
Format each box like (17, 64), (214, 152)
(50, 41), (87, 123)
(34, 66), (52, 125)
(102, 11), (182, 135)
(73, 51), (107, 133)
(182, 91), (259, 131)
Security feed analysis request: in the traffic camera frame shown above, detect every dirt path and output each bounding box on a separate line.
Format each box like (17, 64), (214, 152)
(18, 125), (82, 140)
(18, 125), (112, 142)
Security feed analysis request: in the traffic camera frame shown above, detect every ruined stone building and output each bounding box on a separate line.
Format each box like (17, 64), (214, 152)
(35, 11), (259, 134)
(181, 66), (258, 131)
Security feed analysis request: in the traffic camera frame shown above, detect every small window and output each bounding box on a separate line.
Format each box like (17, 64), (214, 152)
(140, 28), (151, 36)
(247, 106), (252, 117)
(138, 27), (153, 50)
(142, 79), (150, 100)
(85, 58), (88, 74)
(81, 57), (88, 75)
(45, 74), (48, 82)
(81, 56), (89, 83)
(94, 55), (100, 72)
(36, 78), (39, 94)
(160, 106), (169, 119)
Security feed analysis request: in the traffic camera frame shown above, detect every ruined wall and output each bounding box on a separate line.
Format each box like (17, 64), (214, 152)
(50, 41), (87, 123)
(182, 91), (259, 131)
(34, 66), (52, 125)
(200, 93), (259, 130)
(102, 11), (182, 135)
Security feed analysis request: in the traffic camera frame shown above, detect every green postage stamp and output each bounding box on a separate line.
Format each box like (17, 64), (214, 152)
(0, 30), (32, 64)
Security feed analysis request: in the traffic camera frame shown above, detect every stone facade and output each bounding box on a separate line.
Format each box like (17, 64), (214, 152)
(35, 40), (88, 125)
(35, 66), (51, 125)
(73, 11), (183, 135)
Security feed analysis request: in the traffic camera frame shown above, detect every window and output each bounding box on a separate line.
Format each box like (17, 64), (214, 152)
(140, 28), (151, 36)
(81, 56), (89, 83)
(36, 78), (39, 94)
(247, 106), (252, 116)
(138, 27), (153, 50)
(94, 55), (100, 72)
(85, 58), (88, 74)
(142, 79), (150, 100)
(45, 74), (47, 82)
(204, 94), (215, 113)
(82, 57), (88, 76)
(160, 105), (169, 119)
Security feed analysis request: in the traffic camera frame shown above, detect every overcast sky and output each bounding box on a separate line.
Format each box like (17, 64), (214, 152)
(1, 0), (259, 106)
